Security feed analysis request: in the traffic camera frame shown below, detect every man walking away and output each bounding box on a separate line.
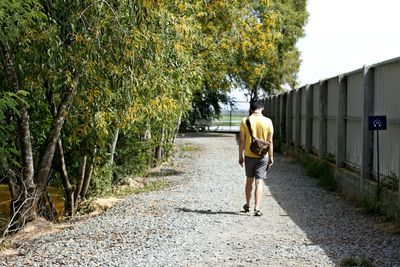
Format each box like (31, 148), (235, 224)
(238, 99), (274, 216)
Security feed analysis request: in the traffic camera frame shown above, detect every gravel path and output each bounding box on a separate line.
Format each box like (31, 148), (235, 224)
(2, 133), (400, 266)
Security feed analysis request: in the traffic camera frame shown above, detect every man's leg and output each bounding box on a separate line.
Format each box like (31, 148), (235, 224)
(245, 177), (254, 208)
(254, 178), (264, 211)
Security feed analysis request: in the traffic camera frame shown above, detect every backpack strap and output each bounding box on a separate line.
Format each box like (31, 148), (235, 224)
(245, 118), (255, 141)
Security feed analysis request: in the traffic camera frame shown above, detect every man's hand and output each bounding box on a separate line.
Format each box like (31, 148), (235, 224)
(238, 156), (244, 167)
(267, 157), (274, 169)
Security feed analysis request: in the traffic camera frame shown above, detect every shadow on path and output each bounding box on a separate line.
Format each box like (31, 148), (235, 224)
(177, 207), (246, 216)
(178, 133), (236, 139)
(268, 155), (400, 266)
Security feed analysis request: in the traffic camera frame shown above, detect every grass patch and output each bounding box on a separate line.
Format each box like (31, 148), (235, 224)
(377, 220), (400, 234)
(180, 145), (198, 152)
(0, 239), (12, 252)
(76, 180), (170, 216)
(112, 180), (170, 197)
(340, 257), (373, 267)
(0, 214), (8, 235)
(144, 168), (184, 178)
(213, 115), (242, 126)
(212, 121), (241, 126)
(179, 142), (201, 153)
(175, 142), (202, 159)
(299, 155), (338, 191)
(359, 196), (381, 215)
(357, 197), (400, 225)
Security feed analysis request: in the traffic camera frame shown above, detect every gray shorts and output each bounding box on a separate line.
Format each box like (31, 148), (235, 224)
(245, 156), (269, 179)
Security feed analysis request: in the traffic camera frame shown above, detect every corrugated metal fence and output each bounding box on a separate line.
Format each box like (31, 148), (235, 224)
(265, 57), (400, 209)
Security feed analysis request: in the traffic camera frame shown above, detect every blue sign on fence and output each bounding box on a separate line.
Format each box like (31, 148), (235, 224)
(368, 116), (387, 131)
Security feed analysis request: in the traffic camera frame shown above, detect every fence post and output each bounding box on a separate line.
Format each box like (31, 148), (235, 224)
(305, 85), (313, 152)
(286, 91), (293, 146)
(398, 171), (400, 211)
(294, 88), (302, 149)
(280, 93), (287, 145)
(336, 75), (347, 168)
(263, 97), (269, 117)
(271, 96), (275, 123)
(275, 95), (281, 140)
(319, 80), (328, 157)
(361, 66), (375, 190)
(268, 97), (272, 116)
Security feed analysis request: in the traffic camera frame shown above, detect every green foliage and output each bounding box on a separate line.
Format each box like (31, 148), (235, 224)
(213, 115), (243, 125)
(340, 257), (373, 267)
(112, 180), (170, 198)
(90, 166), (113, 196)
(0, 0), (309, 221)
(179, 143), (201, 153)
(181, 89), (229, 130)
(0, 238), (12, 252)
(299, 155), (338, 191)
(0, 0), (45, 42)
(113, 133), (152, 184)
(359, 197), (381, 215)
(381, 172), (399, 191)
(0, 91), (25, 168)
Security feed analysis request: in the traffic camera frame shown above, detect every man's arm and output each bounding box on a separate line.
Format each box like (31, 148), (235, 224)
(238, 129), (246, 167)
(267, 132), (273, 167)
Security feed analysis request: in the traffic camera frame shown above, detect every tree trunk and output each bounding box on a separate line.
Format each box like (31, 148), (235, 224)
(173, 108), (183, 143)
(0, 42), (36, 232)
(34, 81), (78, 190)
(37, 186), (59, 222)
(32, 74), (79, 220)
(143, 124), (152, 166)
(74, 155), (87, 212)
(108, 127), (120, 181)
(44, 189), (59, 222)
(80, 149), (96, 199)
(0, 42), (35, 185)
(57, 139), (75, 216)
(155, 125), (165, 164)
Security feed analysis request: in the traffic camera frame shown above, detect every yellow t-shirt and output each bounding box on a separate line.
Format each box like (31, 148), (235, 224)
(240, 113), (274, 158)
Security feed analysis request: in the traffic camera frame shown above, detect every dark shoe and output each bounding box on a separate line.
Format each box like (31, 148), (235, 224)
(254, 210), (263, 216)
(243, 204), (250, 212)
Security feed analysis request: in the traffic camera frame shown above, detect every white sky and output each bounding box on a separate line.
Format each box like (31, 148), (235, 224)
(297, 0), (400, 85)
(229, 0), (400, 110)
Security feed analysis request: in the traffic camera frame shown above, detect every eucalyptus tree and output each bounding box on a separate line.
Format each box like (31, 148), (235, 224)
(232, 0), (308, 97)
(53, 0), (203, 206)
(183, 0), (283, 120)
(0, 0), (124, 231)
(0, 0), (308, 233)
(0, 0), (54, 232)
(184, 0), (307, 121)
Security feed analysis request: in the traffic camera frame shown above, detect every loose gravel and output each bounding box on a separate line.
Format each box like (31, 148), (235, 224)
(2, 133), (400, 266)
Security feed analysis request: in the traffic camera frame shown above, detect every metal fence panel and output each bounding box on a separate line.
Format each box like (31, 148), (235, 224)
(270, 97), (276, 123)
(327, 78), (338, 156)
(312, 83), (320, 151)
(327, 78), (339, 116)
(286, 92), (293, 143)
(301, 87), (307, 147)
(264, 98), (270, 117)
(373, 61), (400, 178)
(346, 119), (363, 168)
(346, 71), (363, 168)
(292, 91), (296, 142)
(347, 72), (364, 117)
(275, 95), (281, 138)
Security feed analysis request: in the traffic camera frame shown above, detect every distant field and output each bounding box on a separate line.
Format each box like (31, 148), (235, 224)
(213, 115), (243, 126)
